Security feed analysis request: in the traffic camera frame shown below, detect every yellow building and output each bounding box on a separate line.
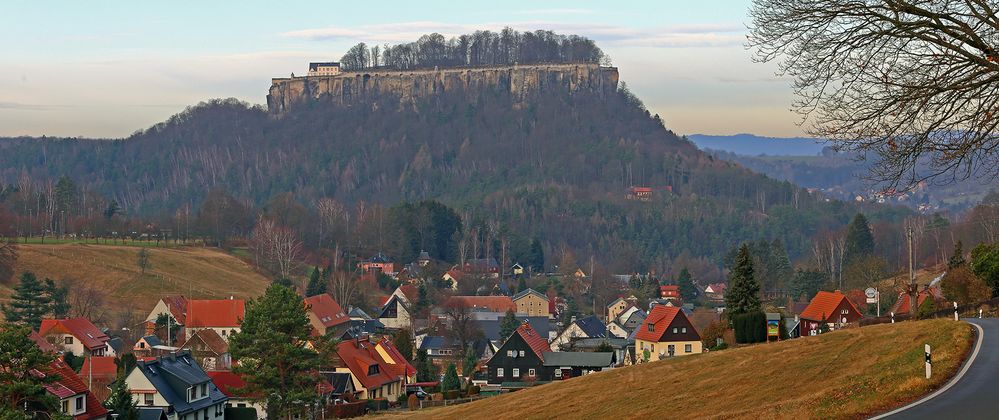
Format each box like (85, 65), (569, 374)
(512, 288), (549, 317)
(634, 305), (702, 363)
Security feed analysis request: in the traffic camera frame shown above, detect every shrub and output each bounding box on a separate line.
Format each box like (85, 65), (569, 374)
(733, 312), (766, 343)
(407, 394), (419, 411)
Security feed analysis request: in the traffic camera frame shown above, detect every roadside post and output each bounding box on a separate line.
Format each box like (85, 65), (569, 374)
(980, 308), (984, 319)
(890, 312), (895, 324)
(924, 344), (932, 379)
(954, 302), (959, 321)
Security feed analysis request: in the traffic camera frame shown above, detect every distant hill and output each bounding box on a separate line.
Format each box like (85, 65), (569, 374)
(687, 133), (827, 156)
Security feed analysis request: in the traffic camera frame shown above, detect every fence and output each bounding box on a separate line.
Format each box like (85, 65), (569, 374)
(860, 296), (999, 326)
(419, 394), (490, 410)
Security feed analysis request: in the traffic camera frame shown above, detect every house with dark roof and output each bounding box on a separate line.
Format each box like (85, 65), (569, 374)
(307, 61), (341, 76)
(634, 305), (702, 362)
(470, 312), (551, 343)
(123, 351), (228, 420)
(45, 359), (110, 419)
(511, 288), (549, 317)
(304, 293), (350, 336)
(185, 299), (245, 343)
(359, 253), (395, 275)
(330, 338), (404, 400)
(549, 315), (608, 351)
(377, 294), (412, 330)
(486, 323), (613, 387)
(799, 290), (863, 335)
(39, 318), (112, 357)
(178, 329), (231, 371)
(320, 372), (356, 401)
(417, 335), (494, 374)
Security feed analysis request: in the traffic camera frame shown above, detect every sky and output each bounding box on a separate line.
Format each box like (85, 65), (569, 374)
(0, 0), (803, 138)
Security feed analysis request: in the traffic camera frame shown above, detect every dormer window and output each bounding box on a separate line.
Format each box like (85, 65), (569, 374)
(368, 365), (379, 375)
(647, 324), (654, 332)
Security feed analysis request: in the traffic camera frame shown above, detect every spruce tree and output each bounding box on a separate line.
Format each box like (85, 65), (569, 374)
(725, 245), (761, 316)
(0, 324), (59, 414)
(44, 279), (70, 319)
(229, 284), (319, 418)
(2, 272), (52, 329)
(844, 213), (876, 266)
(498, 309), (519, 342)
(527, 239), (545, 272)
(392, 328), (414, 362)
(948, 241), (966, 269)
(677, 268), (697, 302)
(415, 348), (436, 382)
(104, 376), (139, 420)
(441, 363), (461, 391)
(305, 266), (326, 297)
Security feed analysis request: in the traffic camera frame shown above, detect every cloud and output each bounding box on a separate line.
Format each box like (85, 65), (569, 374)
(279, 20), (747, 48)
(0, 101), (50, 111)
(512, 9), (597, 15)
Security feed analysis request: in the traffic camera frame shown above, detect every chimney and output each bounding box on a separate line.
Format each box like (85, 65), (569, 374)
(230, 295), (234, 300)
(834, 289), (842, 294)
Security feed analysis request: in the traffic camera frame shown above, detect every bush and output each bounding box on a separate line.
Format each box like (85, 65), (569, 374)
(710, 342), (729, 351)
(407, 394), (419, 410)
(733, 312), (766, 343)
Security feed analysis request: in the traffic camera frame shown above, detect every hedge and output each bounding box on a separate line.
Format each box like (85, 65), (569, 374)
(733, 312), (766, 343)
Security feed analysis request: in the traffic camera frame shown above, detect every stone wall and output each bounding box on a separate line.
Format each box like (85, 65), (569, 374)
(266, 63), (619, 113)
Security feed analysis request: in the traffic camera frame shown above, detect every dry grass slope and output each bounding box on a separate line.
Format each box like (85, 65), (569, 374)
(402, 319), (971, 420)
(2, 243), (270, 312)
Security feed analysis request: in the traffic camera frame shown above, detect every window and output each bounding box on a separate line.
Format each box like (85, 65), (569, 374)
(368, 364), (379, 375)
(145, 394), (154, 406)
(647, 324), (654, 332)
(65, 336), (74, 345)
(685, 344), (693, 353)
(651, 344), (655, 352)
(668, 345), (675, 356)
(201, 383), (207, 397)
(507, 350), (513, 357)
(195, 411), (200, 420)
(512, 368), (520, 377)
(672, 327), (678, 333)
(519, 350), (525, 357)
(221, 330), (227, 336)
(140, 342), (146, 349)
(681, 327), (687, 333)
(528, 368), (536, 377)
(190, 387), (197, 401)
(204, 408), (208, 419)
(61, 400), (69, 414)
(496, 368), (504, 377)
(75, 396), (84, 413)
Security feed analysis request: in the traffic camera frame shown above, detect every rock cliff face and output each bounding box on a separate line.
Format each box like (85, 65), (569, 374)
(267, 63), (619, 113)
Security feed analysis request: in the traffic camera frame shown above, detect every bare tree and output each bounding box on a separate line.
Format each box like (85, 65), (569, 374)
(315, 197), (347, 249)
(65, 278), (108, 325)
(329, 246), (356, 309)
(442, 300), (478, 351)
(251, 217), (303, 280)
(749, 0), (999, 188)
(0, 238), (16, 285)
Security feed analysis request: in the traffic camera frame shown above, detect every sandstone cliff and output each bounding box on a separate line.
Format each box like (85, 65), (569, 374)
(267, 63), (619, 113)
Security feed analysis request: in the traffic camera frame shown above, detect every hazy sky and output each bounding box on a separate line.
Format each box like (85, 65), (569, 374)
(0, 0), (803, 138)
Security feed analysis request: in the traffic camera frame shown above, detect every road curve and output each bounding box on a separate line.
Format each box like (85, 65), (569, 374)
(874, 318), (997, 419)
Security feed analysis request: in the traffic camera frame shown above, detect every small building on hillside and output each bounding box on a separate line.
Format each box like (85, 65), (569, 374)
(463, 258), (500, 278)
(704, 283), (727, 301)
(359, 253), (395, 275)
(659, 285), (681, 302)
(308, 62), (341, 76)
(634, 305), (702, 362)
(799, 290), (864, 335)
(304, 293), (350, 336)
(145, 295), (188, 326)
(441, 269), (464, 290)
(891, 286), (944, 315)
(185, 298), (245, 342)
(512, 288), (550, 317)
(606, 298), (631, 322)
(39, 318), (112, 357)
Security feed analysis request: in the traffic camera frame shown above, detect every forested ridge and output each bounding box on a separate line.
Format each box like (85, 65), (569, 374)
(0, 68), (905, 276)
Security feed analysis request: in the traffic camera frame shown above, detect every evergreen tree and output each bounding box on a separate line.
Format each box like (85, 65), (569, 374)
(441, 363), (461, 391)
(843, 213), (876, 266)
(517, 277), (528, 294)
(416, 282), (429, 312)
(498, 309), (519, 342)
(2, 272), (52, 329)
(104, 376), (139, 420)
(392, 328), (414, 362)
(0, 324), (59, 415)
(305, 266), (326, 297)
(462, 346), (478, 378)
(229, 284), (319, 418)
(527, 239), (545, 272)
(948, 241), (966, 269)
(725, 245), (761, 316)
(770, 239), (793, 289)
(44, 279), (70, 319)
(415, 348), (437, 382)
(272, 277), (294, 288)
(677, 268), (697, 302)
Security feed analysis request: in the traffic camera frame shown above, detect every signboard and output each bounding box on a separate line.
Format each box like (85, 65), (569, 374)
(865, 287), (878, 304)
(767, 319), (780, 337)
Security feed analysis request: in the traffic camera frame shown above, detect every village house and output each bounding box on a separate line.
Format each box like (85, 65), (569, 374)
(634, 305), (702, 362)
(359, 253), (395, 275)
(606, 297), (632, 322)
(80, 356), (119, 402)
(303, 293), (350, 336)
(444, 295), (517, 313)
(307, 61), (341, 76)
(178, 329), (231, 371)
(659, 285), (681, 303)
(441, 269), (464, 290)
(471, 311), (552, 344)
(799, 290), (864, 335)
(891, 286), (945, 315)
(511, 288), (550, 317)
(550, 315), (609, 351)
(207, 371), (265, 417)
(185, 298), (245, 342)
(704, 283), (727, 301)
(39, 317), (113, 357)
(46, 359), (110, 419)
(616, 307), (648, 334)
(486, 323), (613, 387)
(377, 294), (412, 330)
(463, 258), (501, 278)
(145, 295), (188, 326)
(331, 337), (404, 400)
(374, 338), (417, 383)
(124, 351), (228, 420)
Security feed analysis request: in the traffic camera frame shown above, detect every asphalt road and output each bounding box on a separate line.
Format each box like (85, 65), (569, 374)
(877, 318), (997, 419)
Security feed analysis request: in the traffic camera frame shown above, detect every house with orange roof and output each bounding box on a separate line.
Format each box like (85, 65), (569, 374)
(207, 371), (266, 417)
(444, 295), (517, 313)
(486, 323), (613, 386)
(80, 356), (118, 402)
(45, 359), (110, 419)
(330, 337), (404, 400)
(38, 318), (112, 357)
(634, 305), (702, 362)
(374, 338), (417, 383)
(185, 298), (245, 342)
(799, 290), (863, 335)
(891, 286), (944, 315)
(303, 293), (350, 336)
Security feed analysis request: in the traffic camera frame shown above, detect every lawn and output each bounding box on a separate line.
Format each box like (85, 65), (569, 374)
(395, 319), (971, 419)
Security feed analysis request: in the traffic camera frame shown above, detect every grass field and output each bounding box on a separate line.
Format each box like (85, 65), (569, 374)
(397, 319), (971, 420)
(1, 243), (271, 313)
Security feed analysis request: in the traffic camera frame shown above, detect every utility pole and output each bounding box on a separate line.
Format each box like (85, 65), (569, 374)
(908, 226), (918, 316)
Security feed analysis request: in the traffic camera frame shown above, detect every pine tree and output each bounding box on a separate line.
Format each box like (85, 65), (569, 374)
(770, 239), (793, 289)
(0, 324), (60, 415)
(415, 348), (436, 382)
(844, 213), (876, 266)
(104, 376), (139, 420)
(229, 284), (319, 418)
(44, 279), (70, 319)
(305, 266), (326, 297)
(441, 363), (461, 391)
(517, 277), (528, 293)
(499, 309), (519, 342)
(948, 241), (966, 269)
(2, 272), (52, 329)
(677, 268), (697, 301)
(725, 244), (761, 316)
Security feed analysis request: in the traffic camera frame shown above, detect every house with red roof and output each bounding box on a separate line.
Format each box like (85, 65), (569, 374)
(891, 286), (944, 315)
(659, 285), (681, 301)
(704, 283), (727, 301)
(441, 268), (464, 290)
(80, 356), (118, 402)
(374, 338), (417, 383)
(330, 337), (404, 400)
(634, 305), (702, 362)
(207, 371), (265, 416)
(444, 296), (516, 313)
(185, 298), (245, 342)
(45, 359), (110, 419)
(178, 329), (231, 371)
(304, 293), (350, 336)
(39, 318), (112, 357)
(145, 295), (188, 325)
(486, 322), (613, 386)
(799, 290), (864, 335)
